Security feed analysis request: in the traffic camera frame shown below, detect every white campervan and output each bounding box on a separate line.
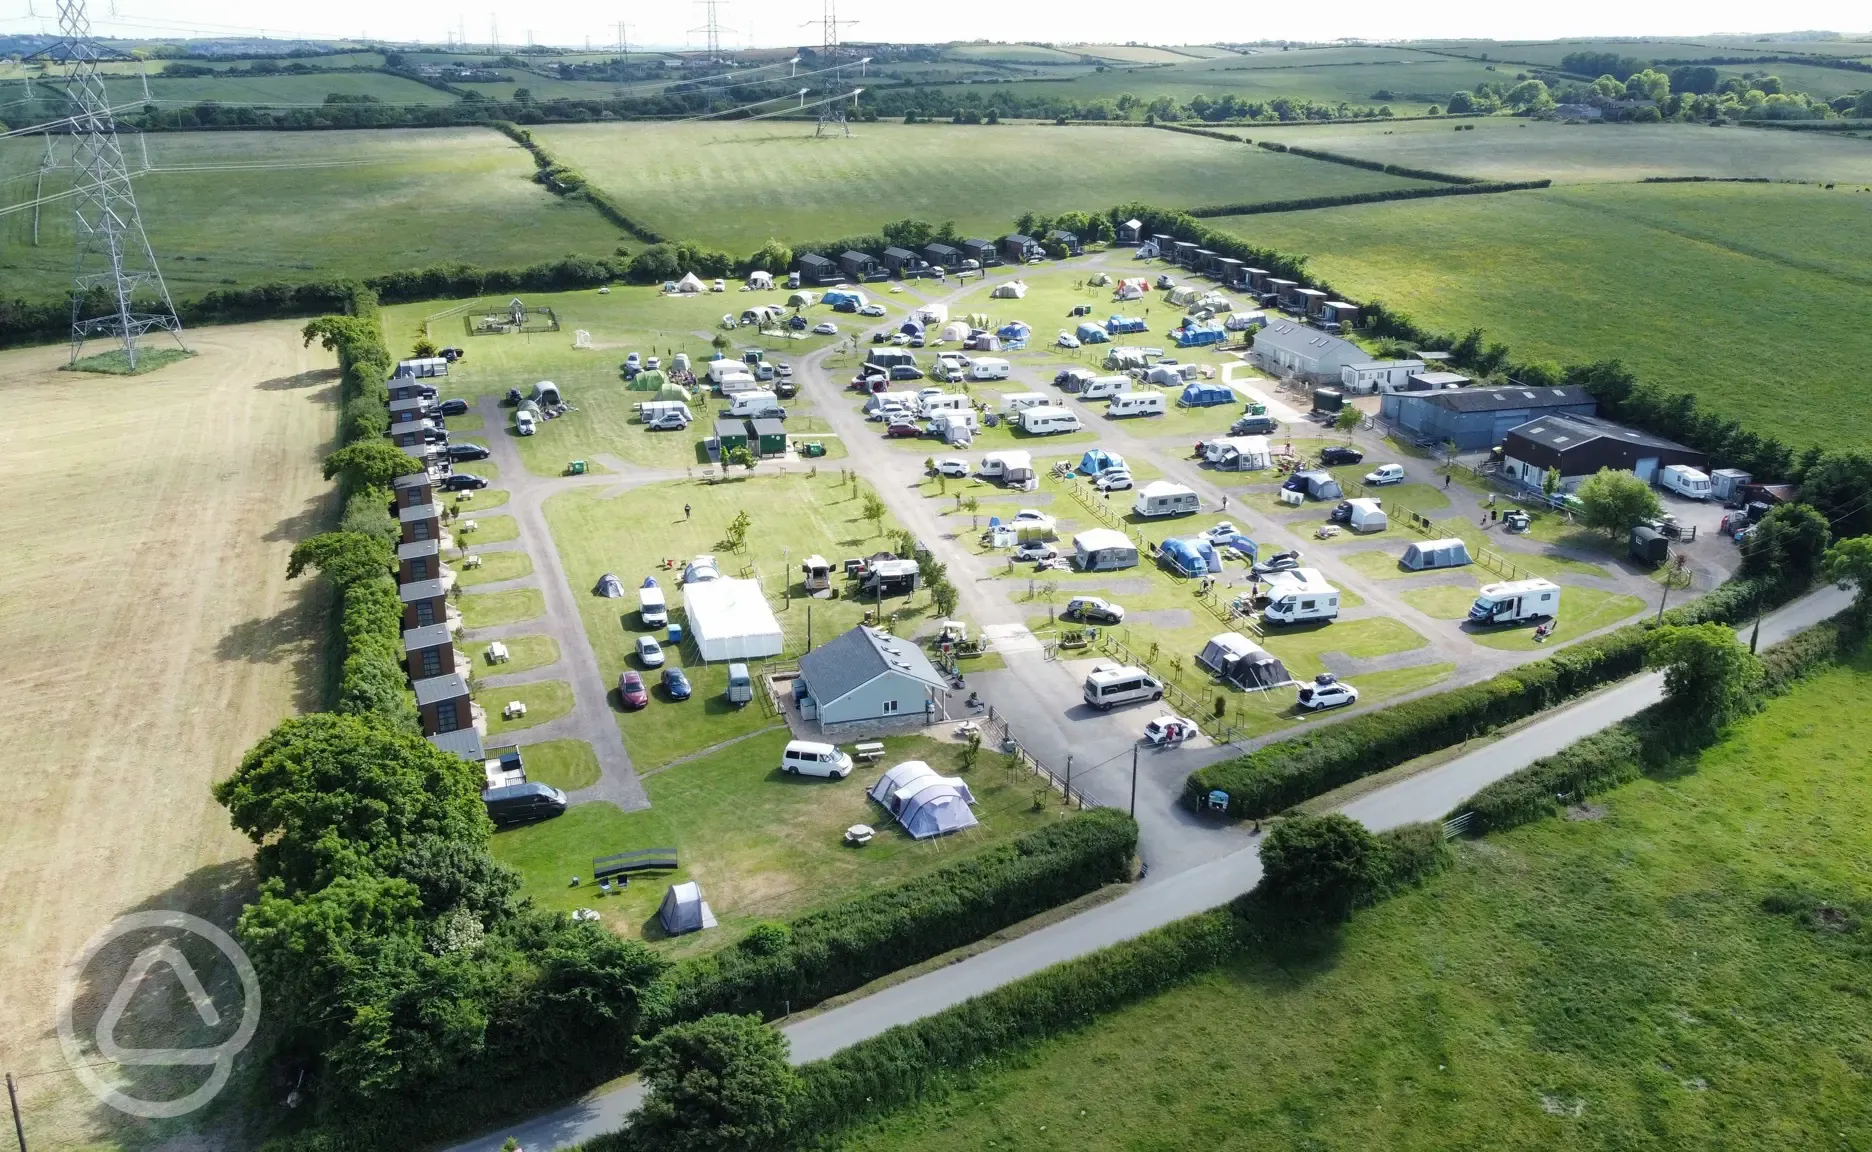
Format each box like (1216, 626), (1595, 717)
(779, 740), (853, 779)
(969, 357), (1012, 381)
(1082, 374), (1134, 400)
(1133, 481), (1199, 518)
(1107, 390), (1167, 417)
(1262, 568), (1340, 625)
(1659, 464), (1712, 500)
(1002, 392), (1054, 413)
(1469, 579), (1560, 625)
(638, 584), (668, 628)
(728, 390), (783, 418)
(1019, 407), (1082, 435)
(1082, 663), (1165, 711)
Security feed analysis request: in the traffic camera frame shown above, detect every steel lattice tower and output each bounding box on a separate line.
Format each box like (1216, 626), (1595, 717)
(807, 0), (857, 137)
(45, 0), (184, 367)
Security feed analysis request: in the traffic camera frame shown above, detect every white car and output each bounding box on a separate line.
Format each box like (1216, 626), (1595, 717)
(919, 387), (945, 400)
(1363, 464), (1406, 486)
(1093, 470), (1134, 492)
(858, 303), (887, 317)
(711, 278), (726, 293)
(889, 332), (911, 346)
(1296, 673), (1358, 711)
(1064, 596), (1125, 624)
(1014, 509), (1049, 522)
(1013, 540), (1059, 562)
(934, 458), (970, 478)
(635, 635), (666, 668)
(1201, 522), (1243, 545)
(1142, 714), (1199, 745)
(1057, 331), (1081, 349)
(812, 321), (840, 335)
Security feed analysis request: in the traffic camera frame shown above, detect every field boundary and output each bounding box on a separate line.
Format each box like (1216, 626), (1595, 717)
(1186, 178), (1552, 218)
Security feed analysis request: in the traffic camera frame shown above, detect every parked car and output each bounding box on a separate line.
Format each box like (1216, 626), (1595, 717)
(1200, 522), (1243, 545)
(1142, 714), (1199, 745)
(440, 473), (489, 492)
(775, 379), (798, 398)
(635, 635), (666, 668)
(1231, 414), (1278, 436)
(618, 670), (649, 710)
(1064, 596), (1125, 624)
(1330, 501), (1354, 524)
(1319, 445), (1364, 466)
(1297, 673), (1358, 711)
(780, 740), (854, 779)
(1364, 463), (1405, 486)
(858, 303), (887, 317)
(1093, 470), (1134, 491)
(711, 278), (726, 293)
(935, 457), (970, 478)
(789, 314), (808, 330)
(661, 666), (693, 700)
(483, 782), (567, 826)
(502, 388), (522, 406)
(1251, 549), (1303, 577)
(440, 346), (465, 362)
(447, 443), (491, 461)
(1013, 540), (1060, 562)
(776, 362), (793, 379)
(812, 321), (840, 335)
(438, 398), (470, 416)
(1057, 331), (1081, 349)
(889, 364), (924, 381)
(886, 420), (923, 439)
(1014, 509), (1049, 523)
(646, 357), (661, 371)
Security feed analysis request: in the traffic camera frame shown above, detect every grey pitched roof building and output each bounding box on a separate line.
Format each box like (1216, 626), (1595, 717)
(1250, 321), (1366, 381)
(402, 622), (453, 654)
(797, 625), (948, 728)
(413, 672), (469, 707)
(399, 577), (447, 603)
(428, 728), (486, 761)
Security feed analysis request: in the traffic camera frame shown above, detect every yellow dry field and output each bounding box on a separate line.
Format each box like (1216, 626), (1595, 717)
(0, 321), (335, 1148)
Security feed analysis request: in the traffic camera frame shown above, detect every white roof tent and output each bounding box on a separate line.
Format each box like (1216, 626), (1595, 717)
(866, 760), (979, 839)
(681, 577), (784, 662)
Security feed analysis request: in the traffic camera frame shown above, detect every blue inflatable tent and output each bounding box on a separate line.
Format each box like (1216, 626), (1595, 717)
(1078, 448), (1127, 475)
(1075, 322), (1110, 344)
(1158, 537), (1222, 577)
(822, 289), (863, 309)
(1171, 321), (1227, 348)
(1178, 381), (1234, 408)
(1105, 314), (1149, 335)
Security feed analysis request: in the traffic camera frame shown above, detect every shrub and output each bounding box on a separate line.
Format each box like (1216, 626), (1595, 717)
(1259, 814), (1379, 921)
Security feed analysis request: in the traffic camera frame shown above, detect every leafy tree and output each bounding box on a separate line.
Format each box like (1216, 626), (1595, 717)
(962, 495), (980, 528)
(1333, 407), (1361, 437)
(1625, 69), (1670, 101)
(722, 509), (753, 550)
(1796, 449), (1872, 539)
(1645, 623), (1762, 732)
(711, 332), (732, 355)
(1541, 468), (1560, 500)
(1857, 90), (1872, 119)
(1446, 90), (1478, 114)
(323, 438), (424, 489)
(1505, 78), (1552, 109)
(630, 1014), (798, 1152)
(411, 338), (440, 358)
(726, 445), (754, 472)
(1740, 502), (1831, 582)
(861, 491), (886, 537)
(1575, 468), (1661, 536)
(746, 238), (792, 275)
(1822, 535), (1872, 621)
(930, 579), (959, 618)
(288, 531), (392, 588)
(1258, 813), (1378, 922)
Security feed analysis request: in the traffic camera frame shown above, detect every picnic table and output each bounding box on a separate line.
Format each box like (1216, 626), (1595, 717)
(854, 741), (885, 762)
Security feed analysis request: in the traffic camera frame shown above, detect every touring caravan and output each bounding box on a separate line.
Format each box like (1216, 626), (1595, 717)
(1019, 407), (1082, 435)
(1262, 569), (1340, 625)
(1660, 465), (1713, 500)
(728, 390), (784, 419)
(969, 357), (1012, 381)
(978, 450), (1035, 484)
(1468, 579), (1560, 625)
(1002, 392), (1054, 413)
(1107, 390), (1167, 418)
(1082, 374), (1133, 401)
(1133, 481), (1200, 519)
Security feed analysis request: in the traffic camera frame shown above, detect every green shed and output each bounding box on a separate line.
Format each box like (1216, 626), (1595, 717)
(714, 418), (751, 455)
(751, 417), (788, 458)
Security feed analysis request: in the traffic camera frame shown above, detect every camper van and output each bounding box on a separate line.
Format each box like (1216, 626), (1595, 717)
(1468, 579), (1560, 625)
(969, 357), (1012, 381)
(1082, 663), (1165, 711)
(482, 782), (568, 826)
(728, 390), (784, 419)
(1019, 407), (1082, 435)
(1002, 392), (1054, 413)
(1107, 390), (1167, 418)
(1133, 481), (1200, 519)
(1082, 374), (1134, 400)
(1261, 569), (1341, 626)
(779, 739), (853, 779)
(1659, 464), (1712, 500)
(638, 584), (668, 628)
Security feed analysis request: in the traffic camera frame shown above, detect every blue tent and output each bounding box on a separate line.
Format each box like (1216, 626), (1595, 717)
(997, 321), (1031, 340)
(823, 289), (863, 308)
(1178, 381), (1234, 407)
(1171, 321), (1227, 348)
(1159, 537), (1222, 577)
(1078, 448), (1127, 475)
(1075, 322), (1110, 344)
(900, 318), (924, 337)
(1106, 315), (1148, 335)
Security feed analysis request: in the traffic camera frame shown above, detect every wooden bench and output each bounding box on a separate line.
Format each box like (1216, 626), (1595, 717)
(593, 847), (679, 883)
(853, 742), (885, 762)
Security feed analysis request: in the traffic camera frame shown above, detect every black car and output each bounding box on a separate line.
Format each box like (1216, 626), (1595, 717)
(441, 346), (465, 362)
(662, 667), (693, 700)
(1319, 446), (1364, 466)
(482, 782), (567, 826)
(1329, 501), (1354, 524)
(889, 364), (925, 381)
(440, 473), (489, 491)
(775, 380), (798, 398)
(502, 388), (522, 406)
(422, 427), (449, 444)
(1231, 415), (1278, 436)
(447, 442), (491, 461)
(438, 398), (470, 416)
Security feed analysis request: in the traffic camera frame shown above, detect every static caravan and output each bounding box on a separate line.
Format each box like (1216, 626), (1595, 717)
(1107, 390), (1167, 417)
(1262, 569), (1340, 626)
(1134, 481), (1200, 519)
(1001, 392), (1054, 413)
(1019, 407), (1082, 435)
(1082, 374), (1133, 400)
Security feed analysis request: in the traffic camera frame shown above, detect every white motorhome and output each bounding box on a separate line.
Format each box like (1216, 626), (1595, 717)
(1133, 481), (1200, 518)
(969, 357), (1012, 381)
(1082, 374), (1134, 400)
(1019, 407), (1082, 435)
(1107, 390), (1167, 417)
(1468, 579), (1560, 625)
(1081, 663), (1165, 711)
(728, 390), (783, 418)
(1262, 568), (1340, 625)
(1001, 392), (1054, 413)
(1659, 464), (1712, 500)
(638, 585), (668, 627)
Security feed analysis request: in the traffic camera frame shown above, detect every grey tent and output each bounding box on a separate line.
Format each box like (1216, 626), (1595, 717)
(868, 760), (979, 839)
(1399, 537), (1473, 571)
(658, 881), (717, 935)
(1196, 633), (1291, 690)
(532, 381), (562, 406)
(1297, 469), (1342, 500)
(595, 572), (625, 598)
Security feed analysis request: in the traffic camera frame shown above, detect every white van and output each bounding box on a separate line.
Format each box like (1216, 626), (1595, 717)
(638, 585), (668, 627)
(729, 390), (783, 418)
(1133, 481), (1199, 518)
(969, 357), (1011, 381)
(1107, 390), (1167, 417)
(1659, 464), (1712, 500)
(514, 410), (537, 435)
(780, 739), (853, 779)
(1262, 569), (1340, 625)
(1082, 663), (1164, 711)
(1469, 579), (1560, 625)
(1002, 392), (1053, 413)
(1019, 407), (1082, 435)
(1082, 374), (1134, 400)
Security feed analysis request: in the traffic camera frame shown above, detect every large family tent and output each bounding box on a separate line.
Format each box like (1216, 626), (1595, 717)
(629, 368), (668, 392)
(1345, 498), (1388, 533)
(1075, 322), (1111, 344)
(746, 270), (774, 290)
(997, 321), (1031, 345)
(1400, 537), (1473, 571)
(656, 380), (692, 404)
(787, 290), (818, 308)
(741, 305), (783, 326)
(1171, 321), (1226, 348)
(1295, 469), (1343, 500)
(941, 321), (971, 343)
(900, 318), (925, 339)
(1212, 436), (1272, 472)
(1224, 310), (1269, 332)
(1178, 381), (1234, 408)
(1196, 633), (1292, 690)
(594, 572), (625, 598)
(990, 280), (1028, 299)
(673, 272), (706, 295)
(683, 577), (784, 661)
(915, 303), (948, 325)
(1166, 285), (1200, 307)
(1078, 448), (1126, 475)
(822, 288), (868, 309)
(1087, 271), (1112, 287)
(1159, 537), (1222, 577)
(1105, 314), (1148, 335)
(867, 761), (979, 839)
(683, 554), (722, 584)
(658, 882), (717, 935)
(532, 380), (562, 406)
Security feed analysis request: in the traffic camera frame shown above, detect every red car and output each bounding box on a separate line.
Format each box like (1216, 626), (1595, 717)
(617, 670), (649, 710)
(886, 421), (923, 439)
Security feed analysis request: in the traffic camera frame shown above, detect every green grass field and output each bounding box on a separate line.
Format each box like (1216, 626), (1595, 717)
(849, 652), (1872, 1152)
(0, 128), (623, 304)
(475, 679), (574, 736)
(470, 634), (559, 674)
(1211, 181), (1872, 452)
(527, 120), (1442, 253)
(453, 547), (529, 586)
(520, 739), (601, 791)
(459, 586), (545, 629)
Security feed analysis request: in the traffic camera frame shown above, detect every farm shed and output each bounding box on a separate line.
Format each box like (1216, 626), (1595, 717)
(1381, 386), (1596, 453)
(923, 242), (963, 270)
(1502, 414), (1707, 488)
(1197, 633), (1292, 690)
(797, 253), (841, 285)
(713, 418), (751, 455)
(393, 470), (434, 508)
(867, 760), (978, 839)
(1340, 359), (1426, 395)
(682, 577), (784, 662)
(1400, 538), (1472, 571)
(839, 250), (884, 281)
(1630, 525), (1670, 567)
(413, 672), (472, 737)
(962, 238), (1001, 266)
(399, 578), (451, 630)
(658, 882), (718, 935)
(1251, 322), (1366, 383)
(798, 625), (949, 730)
(750, 418), (788, 458)
(881, 247), (929, 277)
(1073, 528), (1139, 572)
(403, 622), (460, 681)
(397, 537), (443, 584)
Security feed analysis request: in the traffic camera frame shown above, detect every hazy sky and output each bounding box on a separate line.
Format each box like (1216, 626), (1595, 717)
(4, 0), (1866, 52)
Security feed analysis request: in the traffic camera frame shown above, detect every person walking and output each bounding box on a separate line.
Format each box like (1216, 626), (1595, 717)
(684, 503), (692, 520)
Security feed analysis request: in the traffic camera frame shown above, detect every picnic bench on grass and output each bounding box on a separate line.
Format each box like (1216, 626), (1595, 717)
(593, 847), (679, 885)
(854, 741), (885, 762)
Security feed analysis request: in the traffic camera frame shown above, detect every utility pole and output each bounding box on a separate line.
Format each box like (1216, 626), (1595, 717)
(689, 0), (732, 64)
(1129, 745), (1138, 818)
(802, 0), (859, 136)
(1064, 754), (1073, 803)
(7, 1072), (25, 1152)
